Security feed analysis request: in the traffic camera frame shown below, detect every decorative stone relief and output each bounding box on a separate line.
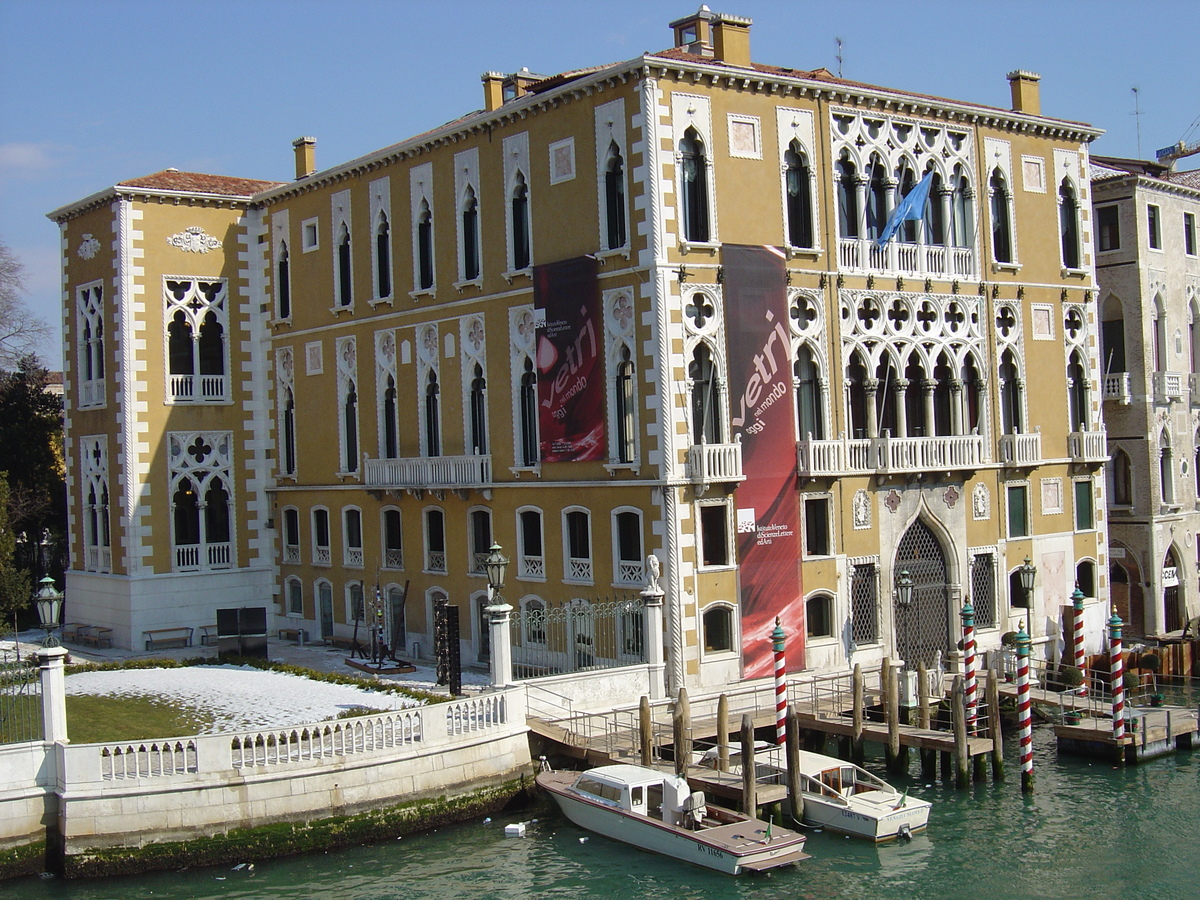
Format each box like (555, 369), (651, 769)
(943, 485), (960, 509)
(166, 226), (223, 253)
(972, 482), (990, 520)
(884, 490), (902, 513)
(852, 489), (871, 529)
(77, 234), (100, 259)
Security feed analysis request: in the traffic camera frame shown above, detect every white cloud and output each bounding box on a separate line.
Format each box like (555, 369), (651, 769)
(0, 142), (57, 173)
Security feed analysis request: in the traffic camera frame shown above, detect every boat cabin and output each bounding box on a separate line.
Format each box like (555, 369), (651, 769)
(570, 764), (706, 828)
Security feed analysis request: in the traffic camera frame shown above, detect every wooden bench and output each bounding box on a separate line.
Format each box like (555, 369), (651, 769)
(199, 625), (218, 646)
(143, 627), (193, 651)
(78, 625), (113, 648)
(278, 627), (309, 643)
(60, 623), (81, 643)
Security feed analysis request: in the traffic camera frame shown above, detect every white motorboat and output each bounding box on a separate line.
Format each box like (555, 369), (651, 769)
(536, 763), (810, 875)
(697, 745), (931, 842)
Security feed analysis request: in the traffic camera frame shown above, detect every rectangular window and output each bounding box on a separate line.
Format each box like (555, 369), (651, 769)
(849, 563), (878, 645)
(564, 509), (593, 582)
(803, 497), (831, 556)
(383, 509), (403, 569)
(470, 509), (492, 575)
(312, 509), (331, 566)
(283, 508), (301, 564)
(1007, 484), (1029, 538)
(518, 509), (544, 579)
(1096, 205), (1120, 251)
(302, 217), (319, 252)
(425, 509), (446, 573)
(699, 504), (730, 567)
(343, 508), (363, 567)
(1148, 204), (1162, 249)
(1185, 212), (1197, 256)
(287, 579), (303, 616)
(1074, 480), (1094, 531)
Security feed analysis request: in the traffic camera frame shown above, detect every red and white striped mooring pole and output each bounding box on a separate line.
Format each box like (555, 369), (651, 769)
(1016, 621), (1034, 793)
(772, 617), (787, 745)
(1072, 587), (1087, 696)
(1109, 613), (1125, 743)
(960, 601), (977, 732)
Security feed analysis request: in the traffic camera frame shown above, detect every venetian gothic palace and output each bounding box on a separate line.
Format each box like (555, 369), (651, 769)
(50, 7), (1123, 692)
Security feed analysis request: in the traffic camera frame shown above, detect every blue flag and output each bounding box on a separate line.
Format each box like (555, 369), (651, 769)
(875, 171), (933, 247)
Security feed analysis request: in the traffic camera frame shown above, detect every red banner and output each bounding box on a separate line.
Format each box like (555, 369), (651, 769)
(534, 257), (605, 462)
(722, 245), (805, 677)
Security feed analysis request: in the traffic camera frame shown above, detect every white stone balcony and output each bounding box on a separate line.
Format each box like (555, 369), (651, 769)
(838, 238), (975, 280)
(175, 542), (232, 572)
(1153, 371), (1186, 404)
(364, 454), (492, 489)
(797, 432), (984, 476)
(1103, 372), (1131, 405)
(170, 374), (227, 402)
(1068, 429), (1108, 464)
(998, 430), (1042, 467)
(686, 441), (744, 484)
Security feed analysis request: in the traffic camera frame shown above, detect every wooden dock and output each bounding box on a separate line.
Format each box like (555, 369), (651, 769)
(1053, 706), (1198, 763)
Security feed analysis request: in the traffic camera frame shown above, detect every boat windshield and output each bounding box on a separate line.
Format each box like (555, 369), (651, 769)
(573, 776), (624, 807)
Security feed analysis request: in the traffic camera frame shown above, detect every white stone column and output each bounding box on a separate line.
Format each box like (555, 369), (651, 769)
(486, 596), (514, 689)
(38, 646), (69, 743)
(642, 562), (666, 700)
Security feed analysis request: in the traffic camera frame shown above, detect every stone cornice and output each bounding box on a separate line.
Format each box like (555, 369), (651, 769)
(48, 186), (256, 223)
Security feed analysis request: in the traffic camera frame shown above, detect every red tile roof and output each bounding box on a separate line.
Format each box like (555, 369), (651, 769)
(118, 170), (285, 196)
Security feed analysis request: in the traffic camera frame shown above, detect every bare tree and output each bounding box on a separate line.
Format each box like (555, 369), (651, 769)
(0, 241), (51, 369)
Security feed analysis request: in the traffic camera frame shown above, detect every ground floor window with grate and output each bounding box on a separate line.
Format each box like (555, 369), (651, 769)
(850, 562), (879, 644)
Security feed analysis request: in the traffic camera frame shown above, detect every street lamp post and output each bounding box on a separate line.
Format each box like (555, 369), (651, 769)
(484, 542), (513, 688)
(34, 575), (64, 648)
(1018, 556), (1037, 609)
(894, 568), (914, 669)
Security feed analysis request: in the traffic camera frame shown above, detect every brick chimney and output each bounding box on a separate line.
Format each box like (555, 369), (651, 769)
(292, 137), (316, 179)
(1007, 71), (1041, 116)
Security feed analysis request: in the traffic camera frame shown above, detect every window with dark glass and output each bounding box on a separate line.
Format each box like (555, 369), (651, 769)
(417, 201), (434, 290)
(679, 128), (710, 242)
(519, 356), (538, 466)
(699, 504), (729, 567)
(836, 157), (859, 239)
(807, 594), (833, 638)
(703, 606), (733, 652)
(376, 213), (391, 298)
(424, 370), (440, 457)
(794, 346), (823, 440)
(784, 142), (813, 248)
(462, 187), (480, 281)
(470, 363), (487, 454)
(511, 173), (530, 270)
(1007, 484), (1029, 538)
(343, 380), (358, 472)
(605, 143), (627, 249)
(1096, 205), (1120, 251)
(383, 509), (403, 569)
(990, 169), (1013, 263)
(338, 223), (352, 306)
(277, 241), (291, 318)
(689, 343), (721, 444)
(382, 375), (398, 459)
(1060, 179), (1080, 268)
(615, 346), (636, 463)
(1075, 480), (1094, 531)
(1148, 204), (1162, 250)
(804, 497), (830, 556)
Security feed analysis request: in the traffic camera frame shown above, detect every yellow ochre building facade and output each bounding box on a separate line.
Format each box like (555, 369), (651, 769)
(50, 8), (1110, 691)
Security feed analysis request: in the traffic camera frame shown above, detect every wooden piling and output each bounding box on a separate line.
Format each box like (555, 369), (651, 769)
(717, 694), (730, 773)
(673, 687), (691, 777)
(741, 714), (757, 815)
(917, 662), (931, 729)
(786, 704), (804, 823)
(987, 668), (1004, 781)
(952, 675), (969, 789)
(852, 663), (865, 765)
(884, 658), (902, 773)
(639, 695), (653, 766)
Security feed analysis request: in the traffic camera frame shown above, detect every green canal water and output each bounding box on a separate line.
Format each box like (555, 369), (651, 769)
(16, 728), (1199, 900)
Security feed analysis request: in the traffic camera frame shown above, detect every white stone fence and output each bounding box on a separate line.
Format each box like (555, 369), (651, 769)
(0, 650), (530, 860)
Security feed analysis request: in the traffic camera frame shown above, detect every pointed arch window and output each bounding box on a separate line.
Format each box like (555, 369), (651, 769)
(416, 200), (434, 291)
(1160, 431), (1175, 505)
(165, 279), (227, 402)
(1153, 296), (1167, 371)
(689, 342), (722, 444)
(1059, 178), (1081, 269)
(614, 345), (636, 463)
(277, 241), (291, 318)
(894, 164), (918, 243)
(382, 375), (398, 459)
(999, 349), (1024, 434)
(605, 142), (627, 250)
(847, 352), (869, 438)
(865, 159), (888, 242)
(173, 473), (232, 571)
(836, 157), (859, 239)
(78, 284), (106, 408)
(470, 363), (488, 454)
(510, 173), (530, 271)
(282, 387), (297, 475)
(951, 166), (973, 249)
(1067, 351), (1088, 431)
(794, 345), (824, 440)
(989, 169), (1013, 263)
(924, 171), (947, 246)
(519, 356), (538, 466)
(461, 186), (480, 281)
(679, 127), (710, 242)
(375, 212), (392, 299)
(784, 142), (814, 248)
(337, 223), (353, 307)
(342, 380), (359, 472)
(1112, 447), (1133, 506)
(424, 370), (441, 457)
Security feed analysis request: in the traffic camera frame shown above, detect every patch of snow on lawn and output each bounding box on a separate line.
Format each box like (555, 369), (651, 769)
(66, 666), (422, 733)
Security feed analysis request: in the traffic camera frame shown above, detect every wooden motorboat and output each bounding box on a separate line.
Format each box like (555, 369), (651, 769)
(536, 763), (809, 875)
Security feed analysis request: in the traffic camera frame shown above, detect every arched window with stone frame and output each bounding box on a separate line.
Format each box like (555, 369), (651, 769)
(999, 348), (1024, 434)
(519, 355), (538, 467)
(865, 156), (889, 243)
(784, 140), (815, 249)
(1160, 429), (1175, 505)
(416, 200), (434, 291)
(374, 211), (392, 300)
(1111, 446), (1133, 506)
(989, 168), (1014, 264)
(1067, 350), (1089, 432)
(836, 155), (860, 239)
(950, 164), (973, 249)
(613, 344), (637, 464)
(679, 127), (710, 243)
(689, 341), (723, 444)
(510, 171), (531, 271)
(460, 186), (481, 282)
(336, 222), (353, 307)
(1059, 177), (1081, 269)
(424, 370), (441, 457)
(794, 343), (825, 440)
(165, 279), (228, 402)
(604, 141), (628, 251)
(276, 240), (292, 318)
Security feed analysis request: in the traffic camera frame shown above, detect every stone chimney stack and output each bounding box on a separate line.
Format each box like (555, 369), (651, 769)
(482, 72), (505, 112)
(1007, 71), (1042, 116)
(712, 13), (753, 67)
(293, 137), (316, 179)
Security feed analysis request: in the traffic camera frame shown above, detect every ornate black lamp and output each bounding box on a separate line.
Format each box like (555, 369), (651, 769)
(34, 575), (63, 647)
(1018, 556), (1037, 609)
(485, 542), (509, 602)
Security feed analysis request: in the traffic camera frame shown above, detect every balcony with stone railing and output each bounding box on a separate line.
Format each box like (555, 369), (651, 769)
(364, 454), (492, 489)
(1153, 371), (1187, 405)
(170, 374), (227, 402)
(1068, 429), (1108, 464)
(1103, 372), (1132, 405)
(797, 431), (985, 477)
(686, 440), (744, 486)
(838, 238), (975, 280)
(998, 429), (1042, 468)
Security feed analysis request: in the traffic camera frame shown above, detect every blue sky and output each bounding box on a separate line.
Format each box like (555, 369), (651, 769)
(2, 0), (1197, 369)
